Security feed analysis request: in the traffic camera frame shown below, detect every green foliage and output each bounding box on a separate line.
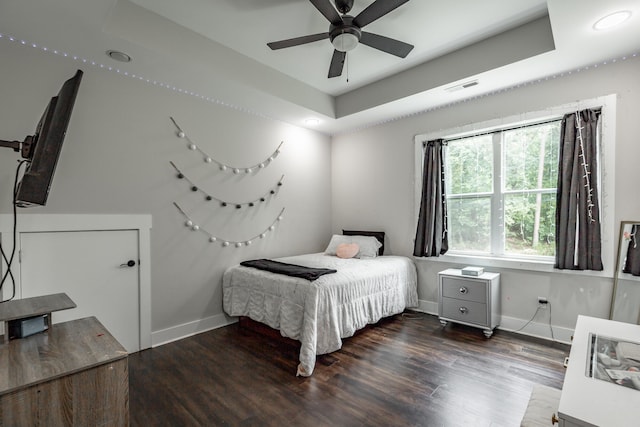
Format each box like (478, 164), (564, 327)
(445, 121), (560, 258)
(504, 193), (556, 256)
(448, 197), (491, 252)
(446, 135), (493, 194)
(504, 123), (560, 191)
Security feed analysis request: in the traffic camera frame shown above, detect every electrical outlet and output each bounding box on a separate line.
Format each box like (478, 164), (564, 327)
(538, 296), (548, 307)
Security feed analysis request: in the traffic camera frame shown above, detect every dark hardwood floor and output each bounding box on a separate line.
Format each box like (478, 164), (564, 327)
(129, 313), (569, 427)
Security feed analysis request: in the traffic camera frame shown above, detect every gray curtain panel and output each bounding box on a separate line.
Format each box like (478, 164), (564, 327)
(555, 109), (603, 270)
(623, 225), (640, 276)
(414, 139), (448, 257)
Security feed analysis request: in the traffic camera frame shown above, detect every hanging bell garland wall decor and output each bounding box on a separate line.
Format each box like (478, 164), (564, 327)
(170, 117), (283, 173)
(169, 117), (286, 247)
(169, 161), (284, 207)
(173, 202), (285, 248)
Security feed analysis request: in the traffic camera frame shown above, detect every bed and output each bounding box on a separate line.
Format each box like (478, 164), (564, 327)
(222, 232), (418, 376)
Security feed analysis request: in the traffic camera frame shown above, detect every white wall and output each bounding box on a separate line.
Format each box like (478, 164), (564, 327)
(0, 40), (332, 344)
(3, 33), (639, 346)
(332, 56), (640, 341)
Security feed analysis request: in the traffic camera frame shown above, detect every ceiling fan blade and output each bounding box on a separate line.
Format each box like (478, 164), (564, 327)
(352, 0), (410, 28)
(360, 32), (414, 58)
(267, 33), (329, 50)
(309, 0), (343, 26)
(328, 50), (346, 78)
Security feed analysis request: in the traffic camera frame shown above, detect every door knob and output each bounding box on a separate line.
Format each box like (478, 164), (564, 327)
(120, 260), (136, 268)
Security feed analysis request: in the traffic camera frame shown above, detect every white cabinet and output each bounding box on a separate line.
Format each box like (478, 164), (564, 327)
(438, 268), (500, 338)
(558, 315), (640, 426)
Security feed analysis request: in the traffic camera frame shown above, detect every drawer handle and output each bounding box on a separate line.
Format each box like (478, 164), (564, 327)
(459, 307), (468, 314)
(459, 287), (468, 294)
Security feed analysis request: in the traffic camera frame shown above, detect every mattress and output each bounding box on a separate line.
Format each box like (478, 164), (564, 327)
(223, 252), (418, 376)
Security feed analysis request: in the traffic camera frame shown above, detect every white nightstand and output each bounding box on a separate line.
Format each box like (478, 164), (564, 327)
(438, 268), (501, 338)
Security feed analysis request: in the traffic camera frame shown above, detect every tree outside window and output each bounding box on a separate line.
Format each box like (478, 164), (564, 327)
(445, 120), (560, 258)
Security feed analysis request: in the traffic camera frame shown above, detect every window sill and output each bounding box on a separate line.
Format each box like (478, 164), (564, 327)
(617, 274), (640, 283)
(413, 252), (613, 278)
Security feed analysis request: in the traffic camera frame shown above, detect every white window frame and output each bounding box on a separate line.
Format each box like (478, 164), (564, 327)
(445, 119), (562, 261)
(414, 94), (616, 277)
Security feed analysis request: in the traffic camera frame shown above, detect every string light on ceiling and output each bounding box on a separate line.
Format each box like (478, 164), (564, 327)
(2, 32), (639, 136)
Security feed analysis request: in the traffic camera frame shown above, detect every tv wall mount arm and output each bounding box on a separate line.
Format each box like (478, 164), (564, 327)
(0, 135), (34, 159)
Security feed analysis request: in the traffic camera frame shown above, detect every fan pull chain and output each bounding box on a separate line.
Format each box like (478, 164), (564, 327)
(346, 51), (349, 83)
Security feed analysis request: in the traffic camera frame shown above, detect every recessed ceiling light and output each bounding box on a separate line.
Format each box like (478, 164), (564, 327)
(593, 10), (632, 31)
(106, 50), (132, 63)
(305, 118), (320, 126)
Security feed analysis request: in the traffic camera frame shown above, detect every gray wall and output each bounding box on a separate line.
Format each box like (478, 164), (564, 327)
(332, 56), (640, 341)
(0, 40), (332, 338)
(3, 35), (639, 345)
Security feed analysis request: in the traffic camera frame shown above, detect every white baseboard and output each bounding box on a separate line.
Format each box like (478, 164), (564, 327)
(153, 301), (574, 348)
(414, 299), (573, 344)
(499, 315), (573, 344)
(151, 313), (237, 347)
(416, 299), (438, 316)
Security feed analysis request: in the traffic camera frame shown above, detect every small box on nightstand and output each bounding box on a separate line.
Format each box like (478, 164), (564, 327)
(461, 266), (484, 276)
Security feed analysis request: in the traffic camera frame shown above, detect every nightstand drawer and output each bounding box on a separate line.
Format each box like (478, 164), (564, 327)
(441, 298), (488, 326)
(441, 276), (487, 303)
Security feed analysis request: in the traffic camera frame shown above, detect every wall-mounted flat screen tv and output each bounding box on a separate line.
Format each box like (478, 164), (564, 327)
(14, 69), (83, 207)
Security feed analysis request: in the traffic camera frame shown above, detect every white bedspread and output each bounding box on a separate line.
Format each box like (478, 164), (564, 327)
(222, 253), (418, 376)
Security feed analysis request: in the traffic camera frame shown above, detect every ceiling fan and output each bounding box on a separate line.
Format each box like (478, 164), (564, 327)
(267, 0), (414, 78)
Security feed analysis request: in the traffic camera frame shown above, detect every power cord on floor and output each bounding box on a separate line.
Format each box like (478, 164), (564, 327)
(516, 302), (555, 341)
(516, 306), (542, 332)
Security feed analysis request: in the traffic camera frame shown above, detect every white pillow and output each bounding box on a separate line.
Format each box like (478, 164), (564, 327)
(324, 235), (350, 255)
(324, 234), (382, 258)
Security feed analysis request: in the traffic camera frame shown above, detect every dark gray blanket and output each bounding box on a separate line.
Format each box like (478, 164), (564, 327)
(240, 259), (337, 281)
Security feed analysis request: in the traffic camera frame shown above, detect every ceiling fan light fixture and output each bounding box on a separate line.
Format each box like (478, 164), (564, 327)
(332, 32), (359, 52)
(267, 1), (413, 79)
(330, 19), (361, 53)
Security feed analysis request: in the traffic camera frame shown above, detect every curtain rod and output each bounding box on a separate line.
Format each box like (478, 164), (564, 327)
(423, 108), (602, 146)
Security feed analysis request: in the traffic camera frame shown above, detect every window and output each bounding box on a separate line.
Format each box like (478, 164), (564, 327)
(414, 95), (615, 274)
(444, 120), (561, 259)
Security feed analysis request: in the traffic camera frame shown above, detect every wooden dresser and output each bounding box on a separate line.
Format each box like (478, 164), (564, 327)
(0, 316), (129, 426)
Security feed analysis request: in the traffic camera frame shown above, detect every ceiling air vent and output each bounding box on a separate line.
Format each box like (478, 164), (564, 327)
(445, 79), (479, 92)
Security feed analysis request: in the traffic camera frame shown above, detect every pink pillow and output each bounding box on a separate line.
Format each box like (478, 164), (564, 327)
(336, 243), (359, 259)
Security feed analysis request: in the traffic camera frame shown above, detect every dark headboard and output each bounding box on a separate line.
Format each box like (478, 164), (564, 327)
(342, 230), (385, 256)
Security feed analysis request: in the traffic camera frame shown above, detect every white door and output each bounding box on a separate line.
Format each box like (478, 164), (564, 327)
(19, 229), (140, 352)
